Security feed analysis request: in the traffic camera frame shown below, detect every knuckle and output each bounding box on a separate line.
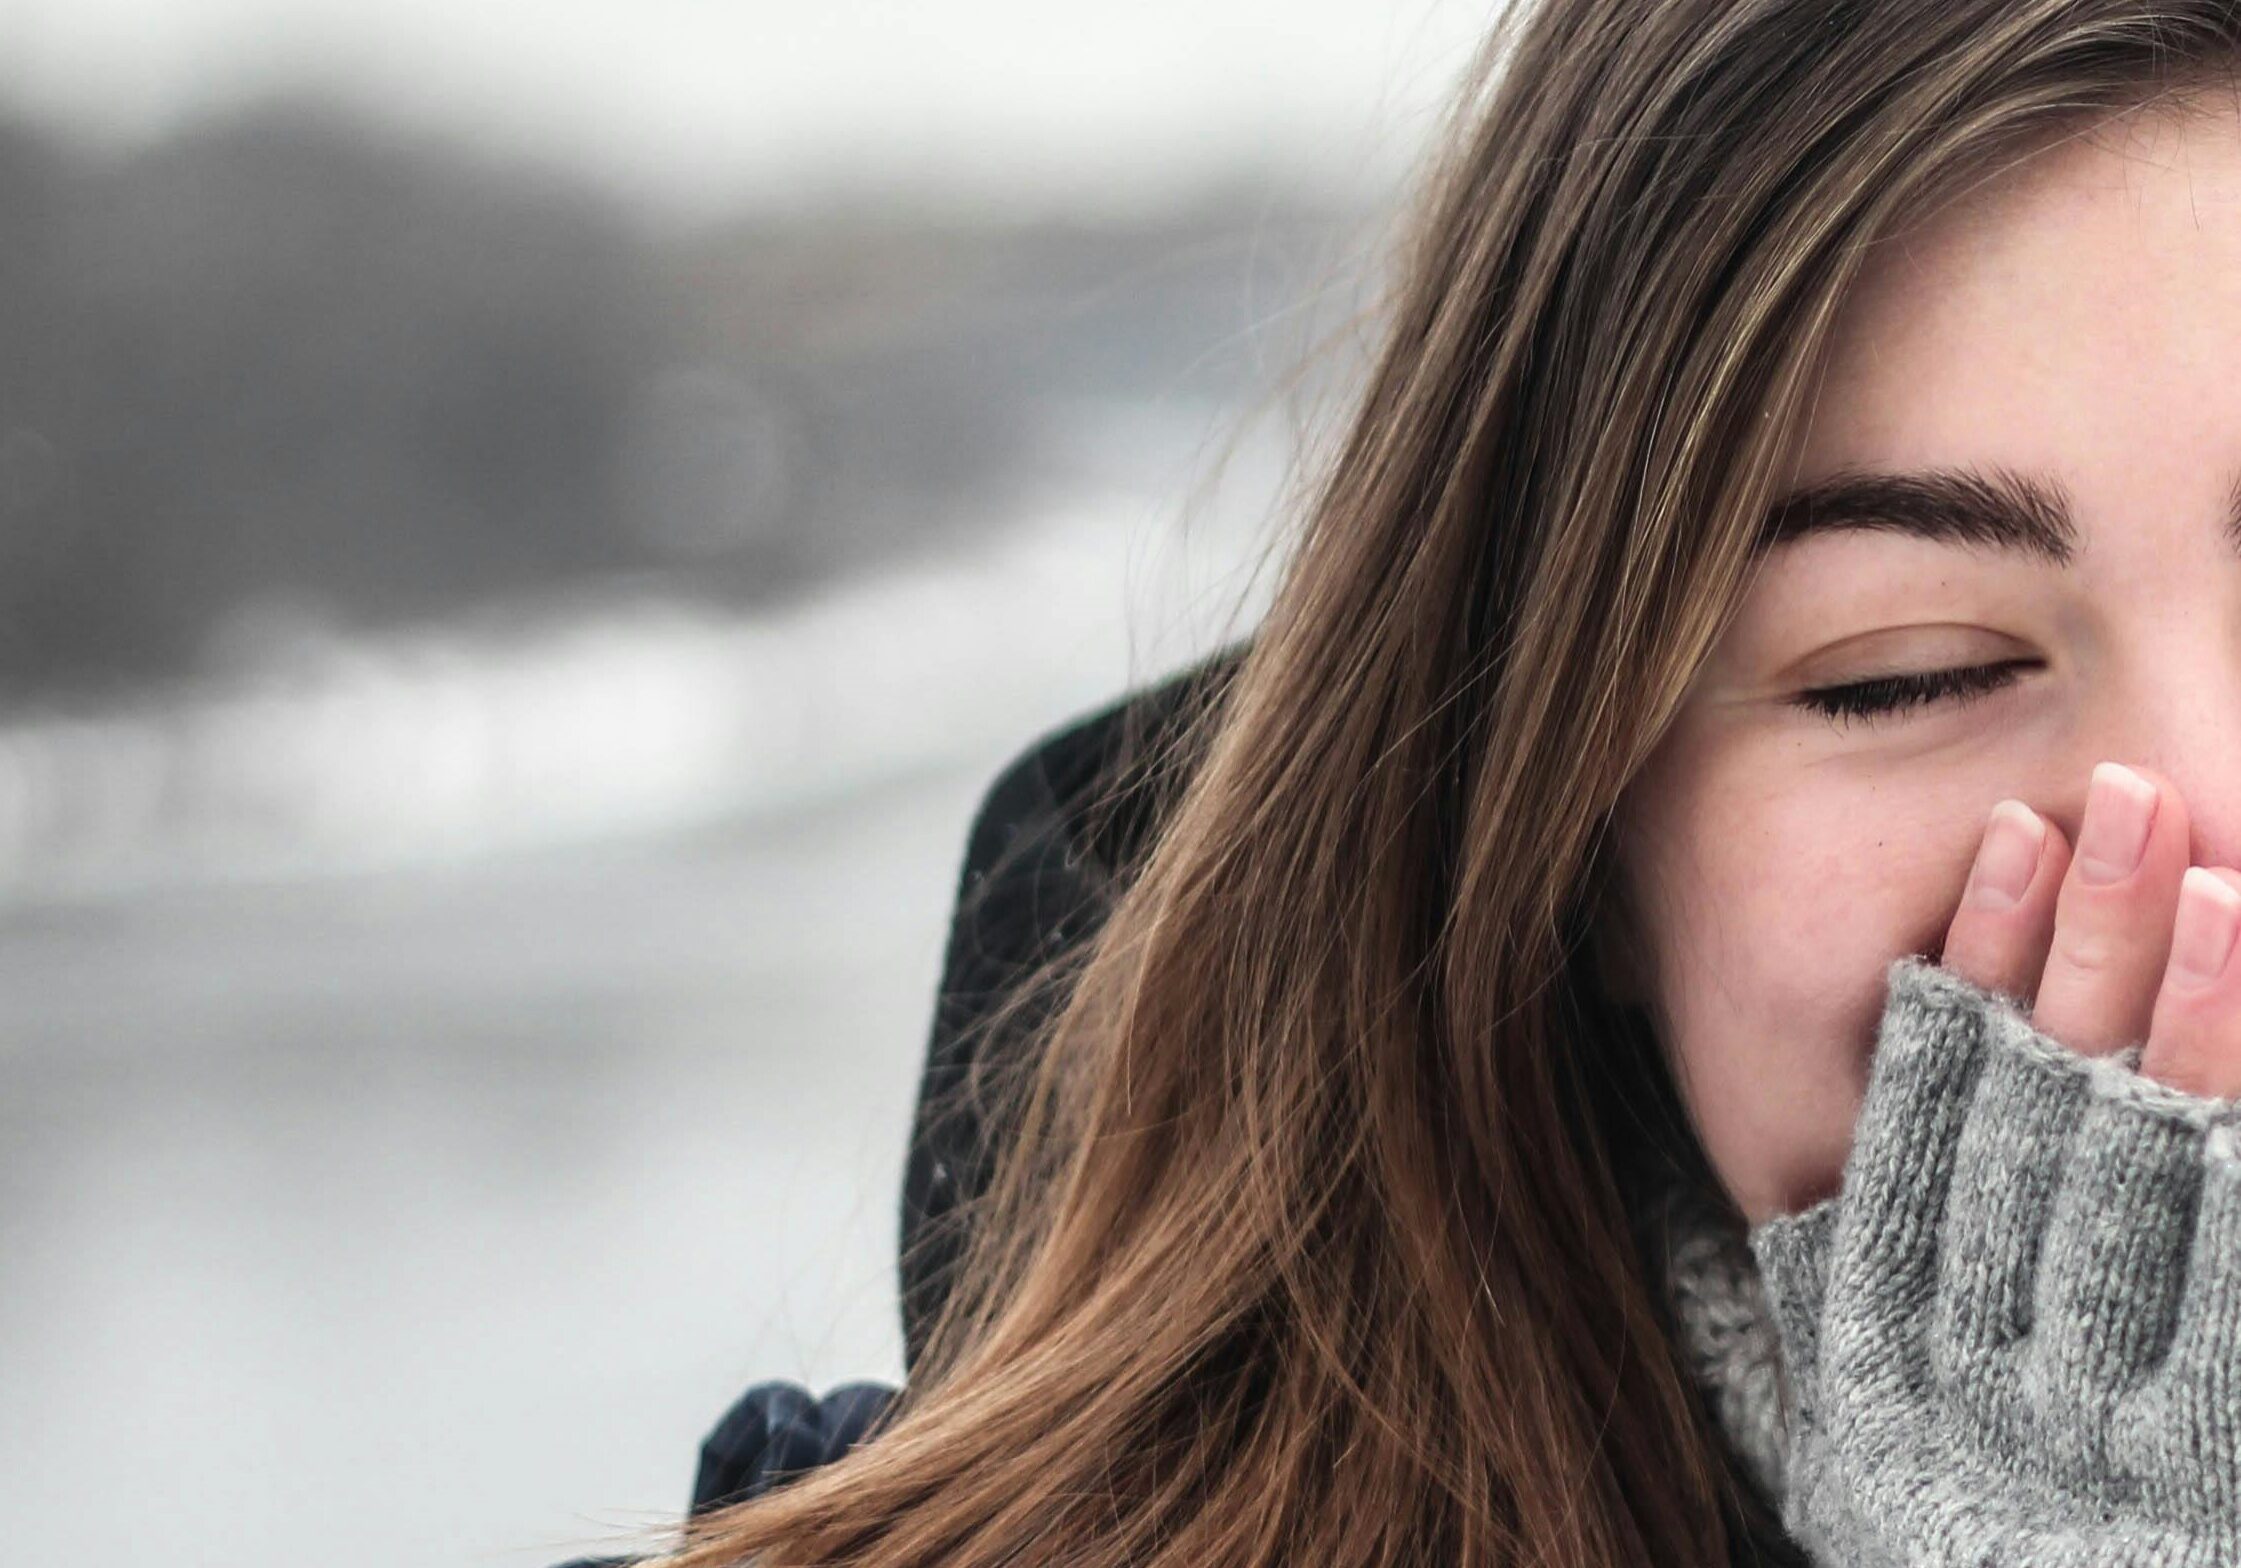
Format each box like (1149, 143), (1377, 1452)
(2147, 1004), (2241, 1099)
(2049, 919), (2129, 976)
(2148, 1050), (2225, 1099)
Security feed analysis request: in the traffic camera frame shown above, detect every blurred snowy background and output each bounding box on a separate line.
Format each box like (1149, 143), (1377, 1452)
(0, 3), (1500, 1562)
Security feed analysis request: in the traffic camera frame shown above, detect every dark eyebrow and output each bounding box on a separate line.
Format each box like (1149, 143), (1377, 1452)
(1756, 464), (2079, 566)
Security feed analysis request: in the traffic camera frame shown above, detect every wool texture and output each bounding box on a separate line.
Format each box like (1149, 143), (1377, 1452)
(1648, 955), (2241, 1566)
(1639, 1156), (1794, 1519)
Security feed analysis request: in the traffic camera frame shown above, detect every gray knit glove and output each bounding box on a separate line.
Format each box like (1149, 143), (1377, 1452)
(1746, 955), (2241, 1567)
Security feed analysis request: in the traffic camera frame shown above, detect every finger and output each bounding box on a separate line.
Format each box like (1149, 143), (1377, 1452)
(2029, 761), (2191, 1060)
(1940, 798), (2068, 1006)
(1929, 1010), (2075, 1429)
(2111, 1132), (2241, 1495)
(1748, 1201), (1839, 1430)
(2141, 866), (2241, 1100)
(1821, 960), (1994, 1365)
(2028, 1061), (2210, 1447)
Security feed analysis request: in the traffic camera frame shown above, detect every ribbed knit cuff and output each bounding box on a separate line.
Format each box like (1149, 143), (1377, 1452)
(1745, 955), (2241, 1562)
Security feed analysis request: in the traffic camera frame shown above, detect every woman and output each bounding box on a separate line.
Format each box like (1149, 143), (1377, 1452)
(592, 0), (2241, 1561)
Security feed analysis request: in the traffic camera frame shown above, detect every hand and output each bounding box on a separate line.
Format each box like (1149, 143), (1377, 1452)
(1745, 762), (2241, 1565)
(1939, 761), (2241, 1098)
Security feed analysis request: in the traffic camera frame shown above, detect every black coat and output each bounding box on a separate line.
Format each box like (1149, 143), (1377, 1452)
(554, 642), (1248, 1567)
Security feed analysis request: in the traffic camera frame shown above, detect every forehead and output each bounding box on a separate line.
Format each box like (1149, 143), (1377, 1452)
(1794, 97), (2241, 518)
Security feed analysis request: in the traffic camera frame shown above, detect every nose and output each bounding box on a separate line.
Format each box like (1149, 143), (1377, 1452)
(2085, 696), (2241, 873)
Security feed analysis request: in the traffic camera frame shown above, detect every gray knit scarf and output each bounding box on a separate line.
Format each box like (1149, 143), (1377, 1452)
(1629, 1159), (1794, 1528)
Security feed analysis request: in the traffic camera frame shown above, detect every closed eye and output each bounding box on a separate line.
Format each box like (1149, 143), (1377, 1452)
(1789, 659), (2035, 727)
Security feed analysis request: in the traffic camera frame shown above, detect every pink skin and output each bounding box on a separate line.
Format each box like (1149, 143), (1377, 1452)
(1611, 98), (2241, 1226)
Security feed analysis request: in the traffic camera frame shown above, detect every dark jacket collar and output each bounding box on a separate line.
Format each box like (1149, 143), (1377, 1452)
(900, 642), (1247, 1370)
(898, 644), (1799, 1558)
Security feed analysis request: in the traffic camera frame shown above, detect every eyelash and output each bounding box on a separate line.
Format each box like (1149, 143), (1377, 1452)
(1791, 659), (2034, 725)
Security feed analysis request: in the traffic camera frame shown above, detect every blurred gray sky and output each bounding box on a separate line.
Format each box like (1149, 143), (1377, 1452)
(0, 8), (1515, 1561)
(1, 0), (1503, 219)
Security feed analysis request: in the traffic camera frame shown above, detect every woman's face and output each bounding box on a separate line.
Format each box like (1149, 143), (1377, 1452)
(1617, 98), (2241, 1225)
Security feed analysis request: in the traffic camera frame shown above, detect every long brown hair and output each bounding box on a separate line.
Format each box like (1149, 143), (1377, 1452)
(650, 4), (2241, 1563)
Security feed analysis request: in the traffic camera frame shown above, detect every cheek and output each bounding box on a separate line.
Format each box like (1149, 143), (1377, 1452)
(1640, 782), (1965, 1220)
(1725, 801), (1946, 963)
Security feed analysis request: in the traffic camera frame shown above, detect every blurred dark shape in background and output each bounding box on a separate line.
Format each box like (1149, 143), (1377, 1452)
(0, 76), (1393, 1568)
(0, 98), (1353, 702)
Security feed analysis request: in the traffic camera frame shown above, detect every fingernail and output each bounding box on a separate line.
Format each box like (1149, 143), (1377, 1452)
(2170, 866), (2241, 988)
(2076, 762), (2157, 884)
(1964, 799), (2045, 911)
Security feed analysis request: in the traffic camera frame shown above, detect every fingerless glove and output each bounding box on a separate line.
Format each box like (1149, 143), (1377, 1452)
(1750, 956), (2241, 1566)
